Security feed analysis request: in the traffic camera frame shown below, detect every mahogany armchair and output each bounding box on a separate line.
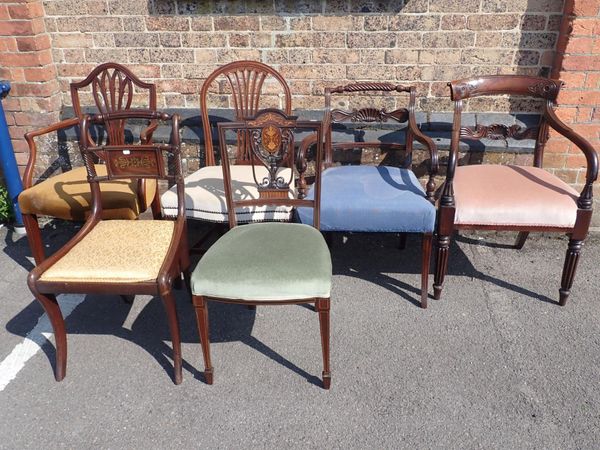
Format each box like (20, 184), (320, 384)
(434, 75), (598, 305)
(27, 110), (189, 384)
(20, 62), (160, 265)
(297, 83), (438, 308)
(190, 109), (332, 389)
(161, 61), (295, 225)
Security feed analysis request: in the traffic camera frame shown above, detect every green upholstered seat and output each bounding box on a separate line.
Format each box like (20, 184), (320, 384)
(191, 222), (332, 301)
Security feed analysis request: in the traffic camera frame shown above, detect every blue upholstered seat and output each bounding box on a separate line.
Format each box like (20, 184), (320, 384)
(297, 165), (436, 233)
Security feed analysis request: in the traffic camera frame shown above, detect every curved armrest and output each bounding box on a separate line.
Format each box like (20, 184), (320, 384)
(23, 117), (80, 189)
(140, 120), (158, 144)
(296, 133), (319, 199)
(408, 114), (439, 176)
(545, 105), (598, 186)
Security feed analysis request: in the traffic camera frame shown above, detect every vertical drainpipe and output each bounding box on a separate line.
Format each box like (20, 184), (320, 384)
(0, 81), (25, 230)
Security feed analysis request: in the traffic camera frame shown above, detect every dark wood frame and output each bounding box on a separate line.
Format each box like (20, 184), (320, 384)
(22, 62), (161, 265)
(434, 75), (599, 305)
(200, 60), (292, 167)
(322, 82), (439, 308)
(27, 109), (189, 384)
(191, 109), (332, 389)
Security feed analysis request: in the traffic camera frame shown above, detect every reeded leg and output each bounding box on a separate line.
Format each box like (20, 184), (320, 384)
(23, 213), (45, 265)
(316, 298), (331, 390)
(34, 293), (67, 381)
(398, 233), (407, 250)
(421, 233), (433, 309)
(193, 295), (213, 384)
(161, 291), (183, 384)
(514, 231), (529, 250)
(433, 234), (451, 300)
(559, 239), (583, 306)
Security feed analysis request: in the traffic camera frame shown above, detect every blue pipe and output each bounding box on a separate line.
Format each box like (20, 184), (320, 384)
(0, 81), (24, 227)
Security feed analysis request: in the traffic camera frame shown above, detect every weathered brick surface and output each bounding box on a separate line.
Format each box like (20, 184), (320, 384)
(3, 0), (598, 221)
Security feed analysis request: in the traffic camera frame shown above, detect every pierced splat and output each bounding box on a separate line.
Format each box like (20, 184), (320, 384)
(460, 123), (539, 141)
(331, 107), (409, 124)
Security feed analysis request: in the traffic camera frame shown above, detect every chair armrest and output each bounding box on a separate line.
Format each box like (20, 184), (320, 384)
(23, 117), (80, 189)
(408, 114), (439, 176)
(140, 120), (158, 144)
(545, 105), (599, 208)
(296, 133), (318, 199)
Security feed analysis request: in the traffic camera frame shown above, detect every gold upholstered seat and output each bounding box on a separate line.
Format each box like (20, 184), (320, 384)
(40, 220), (174, 283)
(19, 165), (156, 221)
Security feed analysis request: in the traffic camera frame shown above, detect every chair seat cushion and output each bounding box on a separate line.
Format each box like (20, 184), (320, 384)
(40, 220), (174, 283)
(191, 222), (332, 301)
(18, 165), (156, 221)
(297, 165), (436, 233)
(453, 164), (579, 227)
(161, 165), (294, 223)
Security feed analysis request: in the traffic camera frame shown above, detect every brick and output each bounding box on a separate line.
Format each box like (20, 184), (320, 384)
(0, 49), (52, 67)
(364, 16), (388, 31)
(521, 14), (547, 31)
(0, 18), (44, 36)
(52, 33), (93, 48)
(214, 16), (259, 31)
(289, 16), (312, 30)
(566, 154), (589, 169)
(346, 65), (393, 80)
(553, 169), (580, 184)
(276, 32), (319, 48)
(250, 32), (272, 48)
(514, 50), (540, 66)
(108, 0), (149, 15)
(16, 34), (50, 51)
(461, 50), (515, 65)
(122, 17), (145, 32)
(8, 2), (44, 19)
(92, 33), (115, 47)
(467, 14), (520, 31)
(114, 32), (159, 47)
(279, 64), (345, 80)
(423, 32), (475, 48)
(84, 48), (128, 63)
(313, 49), (360, 64)
(159, 32), (181, 47)
(543, 153), (567, 168)
(358, 48), (385, 64)
(0, 5), (8, 20)
(10, 80), (60, 98)
(389, 15), (440, 31)
(520, 32), (558, 49)
(190, 17), (213, 31)
(430, 0), (480, 12)
(441, 15), (466, 30)
(566, 37), (594, 54)
(561, 55), (600, 71)
(78, 17), (122, 32)
(585, 72), (600, 89)
(215, 48), (261, 63)
(182, 33), (226, 48)
(86, 0), (109, 15)
(347, 32), (397, 48)
(23, 65), (57, 82)
(571, 19), (598, 36)
(146, 16), (189, 32)
(312, 15), (353, 31)
(385, 49), (419, 64)
(572, 2), (600, 16)
(260, 16), (286, 31)
(0, 36), (17, 52)
(62, 48), (85, 63)
(160, 64), (182, 78)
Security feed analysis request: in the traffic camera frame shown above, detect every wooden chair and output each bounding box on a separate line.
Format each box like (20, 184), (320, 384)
(190, 109), (333, 389)
(20, 62), (160, 265)
(161, 60), (294, 225)
(297, 83), (438, 308)
(434, 75), (598, 305)
(27, 110), (189, 384)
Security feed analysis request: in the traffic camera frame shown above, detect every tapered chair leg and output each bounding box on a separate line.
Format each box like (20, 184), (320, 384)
(193, 295), (214, 384)
(514, 231), (529, 250)
(559, 238), (583, 306)
(433, 234), (451, 300)
(161, 291), (183, 384)
(316, 298), (331, 389)
(34, 292), (67, 381)
(23, 213), (45, 265)
(421, 233), (433, 308)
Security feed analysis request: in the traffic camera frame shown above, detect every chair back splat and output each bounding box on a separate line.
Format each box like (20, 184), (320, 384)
(217, 108), (323, 229)
(200, 61), (292, 166)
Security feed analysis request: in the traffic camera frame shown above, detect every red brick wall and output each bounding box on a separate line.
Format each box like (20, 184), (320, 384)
(0, 0), (61, 174)
(549, 0), (600, 202)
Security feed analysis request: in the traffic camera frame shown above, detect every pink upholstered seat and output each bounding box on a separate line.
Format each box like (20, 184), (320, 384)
(453, 164), (579, 228)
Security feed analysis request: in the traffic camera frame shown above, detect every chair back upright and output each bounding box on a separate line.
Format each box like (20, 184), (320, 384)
(201, 61), (292, 166)
(80, 110), (184, 221)
(217, 109), (323, 229)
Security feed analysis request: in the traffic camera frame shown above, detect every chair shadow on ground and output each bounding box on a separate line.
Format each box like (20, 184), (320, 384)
(329, 230), (558, 307)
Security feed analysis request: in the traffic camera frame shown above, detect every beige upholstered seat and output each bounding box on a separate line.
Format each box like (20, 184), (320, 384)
(19, 165), (156, 221)
(161, 165), (294, 222)
(453, 164), (579, 227)
(40, 220), (174, 283)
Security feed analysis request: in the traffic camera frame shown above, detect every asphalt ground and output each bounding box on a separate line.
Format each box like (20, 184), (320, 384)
(0, 222), (599, 449)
